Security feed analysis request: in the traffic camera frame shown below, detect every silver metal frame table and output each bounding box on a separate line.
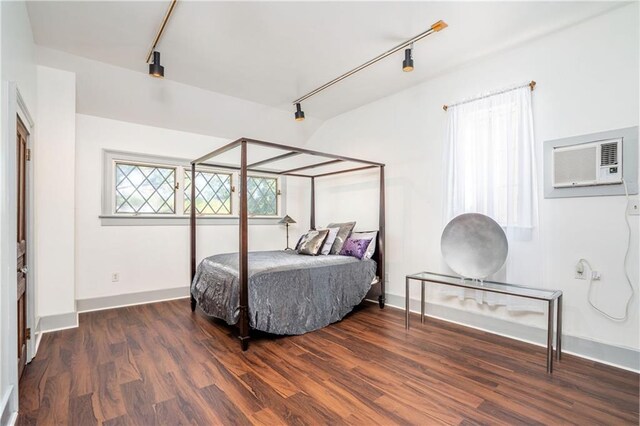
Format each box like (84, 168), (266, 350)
(405, 271), (563, 373)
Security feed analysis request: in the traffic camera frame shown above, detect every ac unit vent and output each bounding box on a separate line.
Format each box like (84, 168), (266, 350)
(552, 138), (622, 188)
(601, 142), (618, 166)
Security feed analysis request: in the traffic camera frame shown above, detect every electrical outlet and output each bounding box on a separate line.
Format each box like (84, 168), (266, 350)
(627, 197), (639, 216)
(575, 261), (586, 280)
(111, 273), (120, 282)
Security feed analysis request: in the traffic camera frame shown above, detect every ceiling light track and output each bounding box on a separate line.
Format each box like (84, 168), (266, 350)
(292, 19), (447, 118)
(145, 0), (178, 65)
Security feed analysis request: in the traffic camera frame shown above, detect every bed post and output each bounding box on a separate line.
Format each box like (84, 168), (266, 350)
(238, 140), (250, 351)
(190, 163), (197, 312)
(310, 177), (316, 230)
(378, 165), (386, 309)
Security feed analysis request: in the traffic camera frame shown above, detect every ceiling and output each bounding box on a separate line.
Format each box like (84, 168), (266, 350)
(27, 1), (625, 120)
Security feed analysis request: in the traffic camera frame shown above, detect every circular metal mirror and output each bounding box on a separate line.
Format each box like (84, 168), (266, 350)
(441, 213), (508, 279)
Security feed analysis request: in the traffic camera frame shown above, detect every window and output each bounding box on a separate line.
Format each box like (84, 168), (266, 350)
(115, 162), (175, 214)
(184, 170), (232, 215)
(443, 85), (542, 309)
(102, 151), (285, 224)
(247, 176), (278, 216)
(443, 85), (537, 238)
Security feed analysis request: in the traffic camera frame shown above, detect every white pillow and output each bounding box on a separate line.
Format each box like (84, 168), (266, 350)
(320, 227), (340, 255)
(350, 231), (378, 259)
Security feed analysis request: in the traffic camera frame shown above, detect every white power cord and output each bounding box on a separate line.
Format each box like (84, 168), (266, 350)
(585, 178), (635, 321)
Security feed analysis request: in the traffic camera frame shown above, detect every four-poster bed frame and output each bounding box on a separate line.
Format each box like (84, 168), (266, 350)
(189, 138), (385, 351)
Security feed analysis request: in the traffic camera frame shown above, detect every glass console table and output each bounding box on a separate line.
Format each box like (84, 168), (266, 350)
(405, 271), (563, 373)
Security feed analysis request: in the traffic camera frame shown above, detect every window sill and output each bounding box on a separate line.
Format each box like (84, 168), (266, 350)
(99, 215), (285, 226)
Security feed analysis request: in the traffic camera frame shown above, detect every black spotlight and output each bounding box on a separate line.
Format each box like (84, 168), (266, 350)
(294, 103), (305, 121)
(402, 47), (414, 72)
(149, 51), (165, 78)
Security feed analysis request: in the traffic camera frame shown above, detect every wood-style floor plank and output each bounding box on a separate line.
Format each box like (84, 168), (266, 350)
(68, 393), (98, 426)
(18, 299), (639, 425)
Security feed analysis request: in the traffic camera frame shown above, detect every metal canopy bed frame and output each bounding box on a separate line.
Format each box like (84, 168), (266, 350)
(189, 137), (386, 351)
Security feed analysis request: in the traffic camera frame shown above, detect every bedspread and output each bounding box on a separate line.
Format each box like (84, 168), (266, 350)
(191, 250), (376, 335)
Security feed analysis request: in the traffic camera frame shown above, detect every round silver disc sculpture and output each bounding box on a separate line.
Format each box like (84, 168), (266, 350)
(441, 213), (508, 279)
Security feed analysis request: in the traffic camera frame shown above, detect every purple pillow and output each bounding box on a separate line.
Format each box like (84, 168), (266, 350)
(339, 237), (372, 260)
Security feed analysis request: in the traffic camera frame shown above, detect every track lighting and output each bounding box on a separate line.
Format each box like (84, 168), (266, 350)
(149, 51), (164, 78)
(402, 46), (414, 72)
(294, 103), (305, 121)
(292, 20), (447, 110)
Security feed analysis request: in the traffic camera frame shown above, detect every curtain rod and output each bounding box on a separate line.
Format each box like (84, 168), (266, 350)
(293, 20), (448, 105)
(443, 80), (536, 111)
(145, 0), (178, 64)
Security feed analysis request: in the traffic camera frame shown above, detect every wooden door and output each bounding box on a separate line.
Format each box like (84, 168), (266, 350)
(17, 116), (28, 378)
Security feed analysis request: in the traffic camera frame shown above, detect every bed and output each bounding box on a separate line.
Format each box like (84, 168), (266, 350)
(189, 137), (385, 350)
(191, 250), (376, 335)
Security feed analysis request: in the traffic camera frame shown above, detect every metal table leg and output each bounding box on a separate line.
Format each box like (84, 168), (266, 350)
(405, 277), (410, 329)
(557, 295), (562, 361)
(547, 299), (555, 373)
(421, 281), (425, 324)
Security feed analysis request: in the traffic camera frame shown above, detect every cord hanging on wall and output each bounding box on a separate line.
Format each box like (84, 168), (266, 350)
(149, 51), (165, 78)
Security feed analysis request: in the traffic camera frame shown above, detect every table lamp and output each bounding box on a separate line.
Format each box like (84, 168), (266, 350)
(278, 215), (296, 250)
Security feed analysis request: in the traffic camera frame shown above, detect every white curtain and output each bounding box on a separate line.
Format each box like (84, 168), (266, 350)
(443, 85), (543, 312)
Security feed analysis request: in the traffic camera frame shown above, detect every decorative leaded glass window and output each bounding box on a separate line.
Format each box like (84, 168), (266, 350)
(184, 170), (232, 215)
(247, 176), (278, 216)
(115, 163), (176, 214)
(104, 151), (285, 223)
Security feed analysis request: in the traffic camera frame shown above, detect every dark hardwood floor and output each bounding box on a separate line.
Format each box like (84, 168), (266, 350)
(17, 299), (639, 425)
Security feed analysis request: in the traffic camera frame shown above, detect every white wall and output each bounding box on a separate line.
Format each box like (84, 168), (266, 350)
(75, 114), (310, 301)
(36, 46), (323, 145)
(0, 1), (37, 423)
(1, 1), (36, 109)
(304, 4), (639, 360)
(35, 66), (76, 318)
(34, 45), (320, 306)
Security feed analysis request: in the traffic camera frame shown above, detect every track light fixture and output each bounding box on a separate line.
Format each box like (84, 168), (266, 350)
(294, 103), (305, 121)
(149, 51), (165, 78)
(402, 45), (414, 72)
(291, 20), (447, 117)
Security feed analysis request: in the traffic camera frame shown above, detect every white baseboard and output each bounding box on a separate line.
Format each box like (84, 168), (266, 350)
(385, 293), (640, 373)
(38, 311), (78, 333)
(32, 288), (189, 362)
(33, 317), (43, 356)
(0, 386), (17, 426)
(76, 286), (189, 313)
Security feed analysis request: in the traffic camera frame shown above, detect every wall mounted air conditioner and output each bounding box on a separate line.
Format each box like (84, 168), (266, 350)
(552, 138), (623, 188)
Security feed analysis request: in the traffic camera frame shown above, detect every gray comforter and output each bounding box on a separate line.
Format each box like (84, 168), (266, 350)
(191, 250), (376, 335)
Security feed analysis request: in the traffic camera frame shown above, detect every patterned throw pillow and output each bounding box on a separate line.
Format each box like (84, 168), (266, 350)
(319, 227), (340, 255)
(350, 231), (378, 259)
(297, 229), (330, 256)
(326, 221), (356, 255)
(339, 237), (372, 260)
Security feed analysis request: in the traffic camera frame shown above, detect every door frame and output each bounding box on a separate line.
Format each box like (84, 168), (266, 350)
(16, 87), (37, 363)
(0, 82), (36, 422)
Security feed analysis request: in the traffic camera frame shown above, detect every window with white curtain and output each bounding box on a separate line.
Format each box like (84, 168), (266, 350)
(444, 85), (538, 239)
(443, 84), (543, 312)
